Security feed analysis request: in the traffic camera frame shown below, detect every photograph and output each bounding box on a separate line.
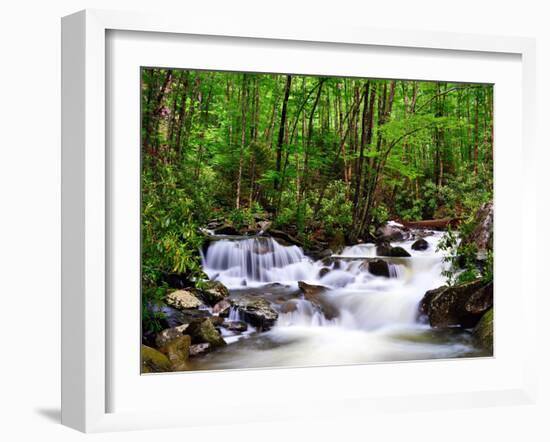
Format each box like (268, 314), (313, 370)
(140, 68), (494, 373)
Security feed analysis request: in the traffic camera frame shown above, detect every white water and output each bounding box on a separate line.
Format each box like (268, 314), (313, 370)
(195, 231), (482, 370)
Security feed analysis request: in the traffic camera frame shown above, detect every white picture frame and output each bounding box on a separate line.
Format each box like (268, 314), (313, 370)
(61, 9), (537, 433)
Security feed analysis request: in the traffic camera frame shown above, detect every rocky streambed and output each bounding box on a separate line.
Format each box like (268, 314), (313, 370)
(143, 215), (493, 373)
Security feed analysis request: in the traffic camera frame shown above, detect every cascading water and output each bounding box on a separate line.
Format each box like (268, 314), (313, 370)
(202, 236), (317, 286)
(192, 230), (483, 370)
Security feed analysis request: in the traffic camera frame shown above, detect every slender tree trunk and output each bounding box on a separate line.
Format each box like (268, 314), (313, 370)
(274, 75), (292, 193)
(236, 75), (248, 209)
(249, 77), (260, 208)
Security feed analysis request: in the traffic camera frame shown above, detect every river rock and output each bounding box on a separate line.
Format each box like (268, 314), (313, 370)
(142, 345), (172, 373)
(212, 299), (233, 317)
(186, 318), (227, 348)
(163, 307), (212, 328)
(389, 246), (411, 257)
(472, 308), (493, 353)
(232, 295), (279, 331)
(190, 343), (211, 357)
(318, 267), (331, 278)
(298, 281), (339, 320)
(362, 259), (390, 277)
(195, 280), (230, 306)
(376, 241), (393, 256)
(155, 324), (189, 348)
(223, 320), (248, 333)
(376, 242), (411, 257)
(166, 289), (203, 310)
(158, 335), (191, 371)
(419, 279), (493, 328)
(375, 222), (411, 242)
(411, 238), (429, 251)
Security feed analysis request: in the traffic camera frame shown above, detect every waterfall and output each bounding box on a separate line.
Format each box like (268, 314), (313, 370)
(202, 236), (317, 286)
(201, 232), (449, 329)
(191, 230), (480, 371)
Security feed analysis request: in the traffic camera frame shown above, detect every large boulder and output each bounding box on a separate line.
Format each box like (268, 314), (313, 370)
(186, 318), (227, 348)
(232, 295), (279, 331)
(462, 201), (493, 255)
(472, 308), (493, 354)
(158, 335), (191, 371)
(196, 281), (230, 306)
(166, 290), (203, 310)
(141, 345), (172, 373)
(419, 279), (493, 328)
(375, 222), (411, 242)
(298, 281), (339, 320)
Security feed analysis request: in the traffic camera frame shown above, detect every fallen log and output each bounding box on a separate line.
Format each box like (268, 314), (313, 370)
(397, 217), (462, 230)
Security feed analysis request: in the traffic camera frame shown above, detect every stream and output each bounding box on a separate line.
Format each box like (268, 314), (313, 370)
(188, 230), (486, 370)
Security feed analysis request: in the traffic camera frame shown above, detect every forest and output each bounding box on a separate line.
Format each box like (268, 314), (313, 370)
(141, 68), (494, 372)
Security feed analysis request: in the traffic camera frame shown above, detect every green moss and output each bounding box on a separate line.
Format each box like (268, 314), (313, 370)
(141, 344), (172, 373)
(159, 335), (191, 370)
(187, 319), (227, 348)
(473, 308), (493, 354)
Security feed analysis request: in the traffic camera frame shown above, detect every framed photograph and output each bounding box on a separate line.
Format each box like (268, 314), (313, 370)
(62, 9), (537, 432)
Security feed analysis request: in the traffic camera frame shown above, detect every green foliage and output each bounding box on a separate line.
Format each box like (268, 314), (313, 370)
(370, 205), (390, 226)
(437, 210), (493, 286)
(394, 167), (492, 221)
(316, 181), (353, 234)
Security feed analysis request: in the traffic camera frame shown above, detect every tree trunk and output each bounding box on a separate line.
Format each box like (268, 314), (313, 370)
(274, 75), (292, 193)
(236, 75), (248, 209)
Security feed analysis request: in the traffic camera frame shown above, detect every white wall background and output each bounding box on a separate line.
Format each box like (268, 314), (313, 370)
(0, 1), (547, 440)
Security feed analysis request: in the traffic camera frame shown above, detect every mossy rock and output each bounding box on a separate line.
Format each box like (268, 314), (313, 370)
(186, 318), (227, 348)
(473, 308), (493, 354)
(159, 335), (191, 371)
(196, 281), (230, 306)
(419, 279), (493, 328)
(155, 324), (189, 348)
(141, 345), (172, 373)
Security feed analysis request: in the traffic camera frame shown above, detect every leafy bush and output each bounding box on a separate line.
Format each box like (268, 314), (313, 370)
(394, 167), (492, 222)
(316, 181), (353, 234)
(141, 163), (208, 332)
